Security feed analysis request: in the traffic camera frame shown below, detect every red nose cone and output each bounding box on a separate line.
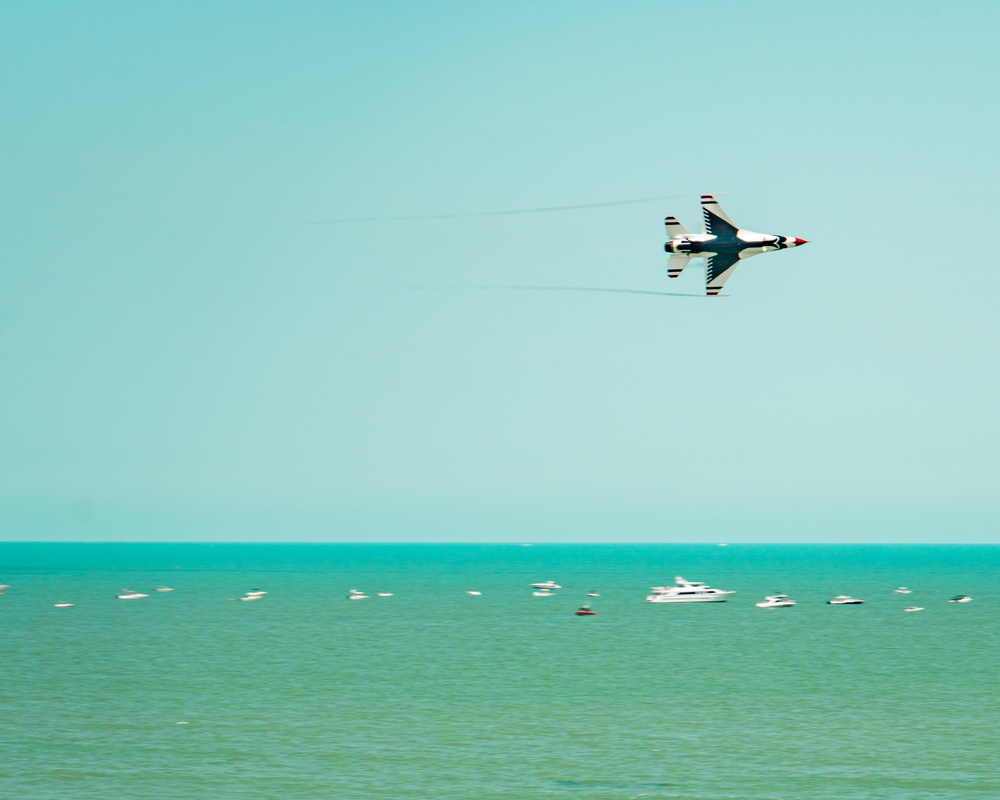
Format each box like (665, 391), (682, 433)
(794, 238), (808, 245)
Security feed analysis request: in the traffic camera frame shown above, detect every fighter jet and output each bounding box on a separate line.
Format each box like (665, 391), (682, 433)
(664, 195), (807, 295)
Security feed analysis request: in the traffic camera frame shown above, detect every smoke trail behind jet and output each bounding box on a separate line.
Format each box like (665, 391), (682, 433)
(310, 194), (690, 224)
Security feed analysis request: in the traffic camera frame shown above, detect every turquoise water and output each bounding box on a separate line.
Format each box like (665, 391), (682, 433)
(1, 544), (998, 799)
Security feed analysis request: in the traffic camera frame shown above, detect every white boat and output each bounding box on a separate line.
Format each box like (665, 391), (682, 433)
(948, 595), (972, 603)
(238, 594), (262, 601)
(465, 590), (482, 596)
(530, 581), (562, 590)
(893, 587), (912, 594)
(376, 592), (393, 597)
(904, 606), (924, 612)
(244, 590), (267, 597)
(532, 589), (556, 597)
(347, 590), (368, 600)
(54, 602), (74, 608)
(587, 591), (600, 597)
(827, 595), (864, 605)
(116, 590), (148, 600)
(645, 576), (735, 603)
(154, 586), (175, 593)
(756, 594), (795, 608)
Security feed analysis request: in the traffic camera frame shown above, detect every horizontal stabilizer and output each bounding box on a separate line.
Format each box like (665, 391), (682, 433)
(667, 255), (693, 279)
(664, 215), (689, 238)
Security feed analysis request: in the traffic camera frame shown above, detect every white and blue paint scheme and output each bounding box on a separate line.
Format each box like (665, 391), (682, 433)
(664, 195), (808, 295)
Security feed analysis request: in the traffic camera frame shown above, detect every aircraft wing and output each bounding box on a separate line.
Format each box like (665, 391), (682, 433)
(701, 194), (739, 237)
(705, 252), (740, 296)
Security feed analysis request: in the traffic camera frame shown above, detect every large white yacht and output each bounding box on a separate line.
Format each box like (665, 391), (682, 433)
(645, 576), (735, 603)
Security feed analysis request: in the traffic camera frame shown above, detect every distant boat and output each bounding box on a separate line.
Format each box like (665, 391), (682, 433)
(587, 591), (600, 597)
(238, 594), (262, 602)
(376, 592), (393, 597)
(894, 587), (912, 594)
(116, 590), (148, 600)
(465, 590), (482, 596)
(53, 602), (74, 608)
(948, 595), (972, 603)
(827, 595), (864, 605)
(154, 586), (175, 593)
(531, 581), (562, 590)
(348, 590), (368, 600)
(756, 594), (795, 608)
(244, 590), (267, 597)
(904, 606), (924, 612)
(575, 604), (596, 616)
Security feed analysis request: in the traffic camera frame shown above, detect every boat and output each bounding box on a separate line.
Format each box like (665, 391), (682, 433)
(645, 576), (735, 603)
(465, 590), (482, 596)
(530, 581), (562, 590)
(893, 587), (912, 594)
(755, 594), (795, 608)
(244, 590), (267, 597)
(116, 590), (148, 600)
(53, 602), (74, 608)
(575, 604), (596, 616)
(827, 595), (864, 605)
(238, 594), (262, 601)
(376, 592), (393, 597)
(904, 606), (924, 612)
(347, 590), (368, 600)
(532, 589), (556, 597)
(154, 586), (175, 592)
(948, 594), (972, 603)
(587, 591), (600, 597)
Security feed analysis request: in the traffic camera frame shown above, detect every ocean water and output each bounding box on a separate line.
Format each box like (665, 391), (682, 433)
(1, 543), (998, 800)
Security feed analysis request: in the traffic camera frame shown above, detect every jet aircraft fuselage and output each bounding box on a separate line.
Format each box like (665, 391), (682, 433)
(664, 195), (807, 295)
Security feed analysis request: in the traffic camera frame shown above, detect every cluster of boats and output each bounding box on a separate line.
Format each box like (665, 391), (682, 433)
(1, 576), (976, 611)
(641, 577), (972, 610)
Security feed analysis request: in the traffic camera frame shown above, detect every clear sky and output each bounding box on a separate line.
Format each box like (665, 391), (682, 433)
(2, 1), (998, 542)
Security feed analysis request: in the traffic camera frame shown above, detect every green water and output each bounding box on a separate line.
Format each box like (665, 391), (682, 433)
(1, 544), (998, 799)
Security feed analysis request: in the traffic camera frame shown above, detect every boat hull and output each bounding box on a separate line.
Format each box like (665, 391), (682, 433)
(645, 592), (734, 603)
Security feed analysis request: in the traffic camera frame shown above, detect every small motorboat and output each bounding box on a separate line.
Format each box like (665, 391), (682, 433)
(532, 589), (556, 597)
(530, 581), (562, 590)
(376, 592), (393, 597)
(894, 587), (912, 594)
(575, 604), (596, 616)
(587, 591), (600, 597)
(238, 594), (262, 601)
(904, 606), (924, 612)
(827, 595), (864, 605)
(465, 590), (482, 596)
(154, 586), (175, 592)
(53, 602), (74, 608)
(116, 590), (148, 600)
(347, 590), (368, 600)
(244, 590), (267, 597)
(948, 595), (972, 603)
(756, 594), (795, 608)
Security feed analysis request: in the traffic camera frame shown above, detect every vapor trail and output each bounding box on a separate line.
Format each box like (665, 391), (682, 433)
(309, 194), (689, 224)
(413, 285), (708, 298)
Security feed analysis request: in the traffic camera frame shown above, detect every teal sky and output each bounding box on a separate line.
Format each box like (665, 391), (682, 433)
(2, 1), (998, 542)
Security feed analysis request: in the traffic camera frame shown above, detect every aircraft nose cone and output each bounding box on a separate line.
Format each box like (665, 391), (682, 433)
(794, 238), (808, 245)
